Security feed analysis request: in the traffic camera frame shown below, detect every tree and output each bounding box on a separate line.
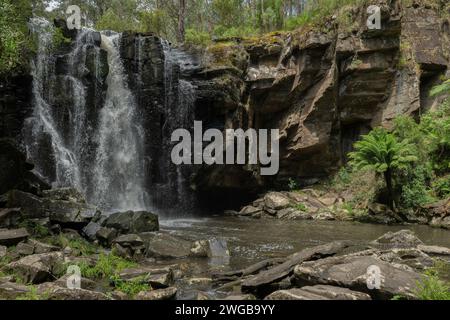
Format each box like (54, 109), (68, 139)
(178, 0), (186, 43)
(349, 127), (418, 209)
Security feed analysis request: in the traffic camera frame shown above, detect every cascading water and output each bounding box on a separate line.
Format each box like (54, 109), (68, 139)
(25, 18), (200, 215)
(25, 19), (148, 212)
(93, 33), (147, 211)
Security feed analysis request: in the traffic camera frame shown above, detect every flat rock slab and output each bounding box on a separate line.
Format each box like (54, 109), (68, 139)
(37, 283), (108, 300)
(370, 230), (423, 250)
(136, 287), (177, 300)
(294, 255), (422, 299)
(0, 228), (29, 246)
(266, 285), (371, 300)
(241, 241), (349, 296)
(418, 244), (450, 256)
(145, 233), (193, 259)
(119, 266), (174, 288)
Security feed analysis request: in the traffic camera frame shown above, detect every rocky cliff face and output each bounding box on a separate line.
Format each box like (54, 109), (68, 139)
(1, 1), (449, 211)
(190, 0), (450, 203)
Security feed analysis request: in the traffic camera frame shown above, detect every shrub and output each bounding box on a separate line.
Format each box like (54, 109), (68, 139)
(110, 274), (150, 298)
(185, 29), (211, 47)
(78, 252), (136, 279)
(415, 270), (450, 300)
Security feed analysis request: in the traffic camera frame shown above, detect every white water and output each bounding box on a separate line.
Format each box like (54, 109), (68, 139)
(93, 33), (147, 211)
(26, 20), (148, 212)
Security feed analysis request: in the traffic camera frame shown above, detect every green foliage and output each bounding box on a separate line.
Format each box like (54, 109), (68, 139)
(95, 8), (140, 33)
(48, 234), (97, 256)
(19, 220), (50, 238)
(294, 203), (307, 212)
(110, 274), (150, 298)
(430, 79), (450, 97)
(15, 285), (50, 300)
(288, 178), (299, 191)
(0, 0), (33, 74)
(398, 164), (435, 208)
(433, 175), (450, 198)
(185, 29), (211, 47)
(349, 127), (418, 174)
(78, 252), (136, 279)
(415, 269), (450, 300)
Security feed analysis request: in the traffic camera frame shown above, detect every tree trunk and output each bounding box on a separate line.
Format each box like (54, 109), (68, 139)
(177, 0), (186, 44)
(384, 169), (394, 209)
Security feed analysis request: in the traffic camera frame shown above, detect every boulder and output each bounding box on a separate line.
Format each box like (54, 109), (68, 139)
(5, 252), (64, 284)
(0, 208), (22, 228)
(0, 228), (29, 246)
(43, 188), (86, 203)
(265, 285), (371, 300)
(370, 230), (423, 249)
(96, 227), (118, 247)
(16, 239), (59, 256)
(7, 190), (48, 219)
(293, 254), (422, 299)
(46, 198), (98, 227)
(54, 274), (97, 291)
(82, 222), (102, 241)
(264, 192), (291, 211)
(103, 210), (159, 234)
(118, 266), (174, 289)
(241, 241), (349, 296)
(145, 233), (193, 259)
(135, 287), (177, 300)
(113, 234), (145, 259)
(418, 244), (450, 257)
(238, 205), (263, 217)
(37, 282), (108, 300)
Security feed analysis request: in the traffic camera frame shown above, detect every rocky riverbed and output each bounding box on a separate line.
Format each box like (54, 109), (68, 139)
(1, 187), (449, 300)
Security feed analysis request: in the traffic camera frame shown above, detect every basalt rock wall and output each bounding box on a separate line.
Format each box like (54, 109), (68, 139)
(190, 0), (450, 203)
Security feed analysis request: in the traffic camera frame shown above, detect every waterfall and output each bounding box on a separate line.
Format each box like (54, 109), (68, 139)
(26, 19), (147, 212)
(93, 33), (147, 211)
(25, 19), (200, 215)
(25, 18), (83, 190)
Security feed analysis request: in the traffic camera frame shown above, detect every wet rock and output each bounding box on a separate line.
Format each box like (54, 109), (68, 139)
(314, 211), (335, 221)
(190, 240), (210, 257)
(293, 255), (422, 299)
(145, 233), (193, 259)
(265, 285), (371, 300)
(135, 287), (177, 300)
(370, 230), (423, 249)
(5, 251), (64, 284)
(276, 208), (312, 220)
(241, 241), (349, 297)
(0, 228), (29, 246)
(0, 208), (22, 228)
(103, 210), (159, 235)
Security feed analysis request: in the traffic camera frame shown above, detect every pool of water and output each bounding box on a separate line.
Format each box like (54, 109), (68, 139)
(158, 217), (450, 299)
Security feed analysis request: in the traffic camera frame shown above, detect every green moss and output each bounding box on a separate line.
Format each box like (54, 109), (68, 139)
(15, 285), (50, 300)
